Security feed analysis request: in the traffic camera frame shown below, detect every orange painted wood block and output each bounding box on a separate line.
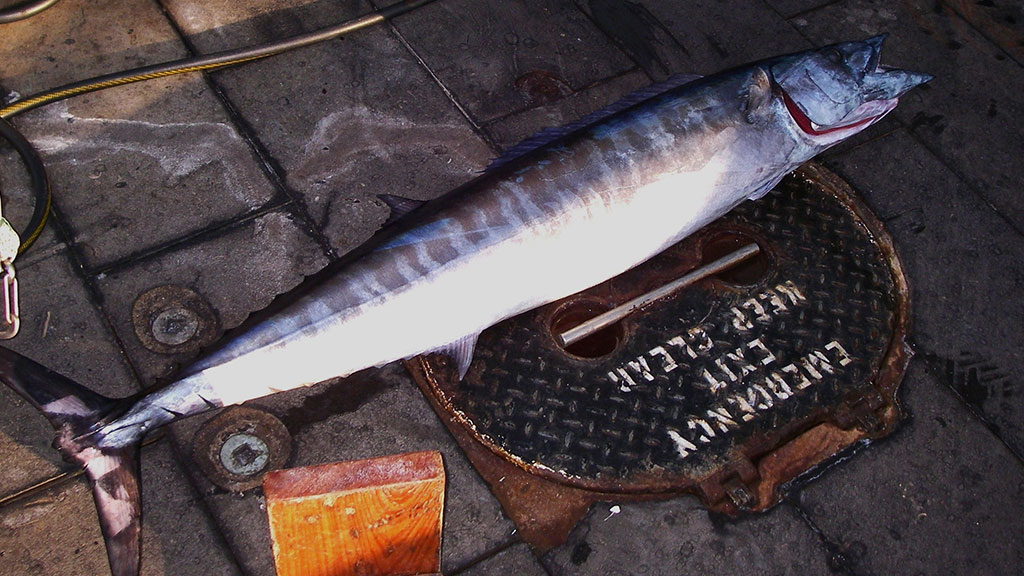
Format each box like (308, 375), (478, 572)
(263, 451), (446, 576)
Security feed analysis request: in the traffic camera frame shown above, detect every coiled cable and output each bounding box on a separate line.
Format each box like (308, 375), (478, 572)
(0, 116), (49, 254)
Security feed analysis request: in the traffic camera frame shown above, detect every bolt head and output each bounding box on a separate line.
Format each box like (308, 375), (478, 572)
(220, 433), (270, 476)
(151, 307), (200, 346)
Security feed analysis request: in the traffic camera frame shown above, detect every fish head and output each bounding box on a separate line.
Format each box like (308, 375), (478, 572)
(770, 36), (932, 145)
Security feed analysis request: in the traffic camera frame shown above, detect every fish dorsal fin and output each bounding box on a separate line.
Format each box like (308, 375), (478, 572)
(486, 73), (703, 172)
(377, 194), (427, 226)
(435, 332), (480, 380)
(744, 67), (773, 124)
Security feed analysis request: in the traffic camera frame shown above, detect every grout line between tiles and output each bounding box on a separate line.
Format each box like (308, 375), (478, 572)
(373, 0), (501, 156)
(153, 0), (340, 262)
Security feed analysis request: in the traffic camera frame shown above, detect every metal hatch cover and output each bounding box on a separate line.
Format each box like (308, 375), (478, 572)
(407, 162), (911, 546)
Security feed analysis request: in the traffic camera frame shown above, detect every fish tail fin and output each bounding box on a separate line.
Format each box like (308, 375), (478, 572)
(83, 447), (142, 576)
(0, 347), (142, 576)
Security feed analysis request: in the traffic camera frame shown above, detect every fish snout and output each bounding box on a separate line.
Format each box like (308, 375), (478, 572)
(862, 68), (934, 101)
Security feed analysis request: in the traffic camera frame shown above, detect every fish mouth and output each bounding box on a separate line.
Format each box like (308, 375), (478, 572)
(781, 88), (897, 136)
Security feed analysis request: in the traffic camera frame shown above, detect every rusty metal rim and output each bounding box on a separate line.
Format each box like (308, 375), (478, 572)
(131, 285), (220, 355)
(412, 161), (912, 507)
(191, 405), (293, 492)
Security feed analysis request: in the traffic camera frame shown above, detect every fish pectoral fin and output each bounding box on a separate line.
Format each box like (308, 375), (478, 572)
(435, 333), (481, 380)
(744, 67), (774, 124)
(377, 194), (427, 226)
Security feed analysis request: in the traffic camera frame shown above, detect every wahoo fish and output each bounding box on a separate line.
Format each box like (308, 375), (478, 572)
(0, 37), (929, 576)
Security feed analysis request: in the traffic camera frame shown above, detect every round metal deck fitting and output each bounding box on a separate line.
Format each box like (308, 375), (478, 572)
(220, 433), (271, 476)
(192, 406), (292, 492)
(132, 285), (220, 355)
(408, 163), (911, 526)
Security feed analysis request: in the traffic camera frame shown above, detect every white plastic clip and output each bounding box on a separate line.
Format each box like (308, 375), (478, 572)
(0, 260), (18, 339)
(0, 193), (21, 338)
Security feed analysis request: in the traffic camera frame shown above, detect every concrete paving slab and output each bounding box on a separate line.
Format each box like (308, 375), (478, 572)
(2, 250), (131, 399)
(822, 129), (1024, 458)
(630, 0), (811, 73)
(790, 0), (1024, 232)
(167, 364), (517, 576)
(0, 442), (242, 576)
(939, 0), (1024, 64)
(162, 0), (494, 256)
(12, 84), (282, 271)
(92, 209), (328, 384)
(1, 476), (124, 576)
(484, 69), (650, 150)
(455, 543), (548, 576)
(0, 135), (62, 258)
(572, 0), (690, 81)
(0, 0), (187, 97)
(543, 498), (830, 575)
(761, 0), (833, 19)
(137, 442), (243, 576)
(388, 0), (635, 123)
(794, 362), (1024, 576)
(4, 208), (324, 576)
(0, 0), (282, 270)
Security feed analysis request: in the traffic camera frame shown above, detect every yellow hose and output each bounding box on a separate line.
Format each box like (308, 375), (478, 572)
(0, 59), (261, 119)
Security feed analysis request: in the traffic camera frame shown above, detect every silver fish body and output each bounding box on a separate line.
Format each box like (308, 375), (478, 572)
(0, 37), (930, 576)
(105, 67), (811, 444)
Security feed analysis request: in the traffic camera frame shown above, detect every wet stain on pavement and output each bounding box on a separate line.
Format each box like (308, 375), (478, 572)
(587, 0), (674, 77)
(514, 70), (573, 106)
(926, 351), (1014, 410)
(908, 112), (947, 135)
(277, 375), (392, 436)
(570, 541), (592, 565)
(921, 351), (1016, 446)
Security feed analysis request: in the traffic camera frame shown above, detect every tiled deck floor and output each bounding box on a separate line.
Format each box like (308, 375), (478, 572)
(1, 1), (1021, 574)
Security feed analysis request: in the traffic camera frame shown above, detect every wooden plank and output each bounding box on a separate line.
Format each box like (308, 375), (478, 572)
(264, 451), (445, 576)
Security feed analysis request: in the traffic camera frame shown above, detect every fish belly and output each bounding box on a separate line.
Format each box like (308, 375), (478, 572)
(188, 85), (794, 407)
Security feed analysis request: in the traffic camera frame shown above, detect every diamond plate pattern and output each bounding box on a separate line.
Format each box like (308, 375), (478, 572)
(419, 164), (907, 498)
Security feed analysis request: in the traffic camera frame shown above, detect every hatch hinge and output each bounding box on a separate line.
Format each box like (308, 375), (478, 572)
(834, 389), (886, 434)
(703, 456), (760, 512)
